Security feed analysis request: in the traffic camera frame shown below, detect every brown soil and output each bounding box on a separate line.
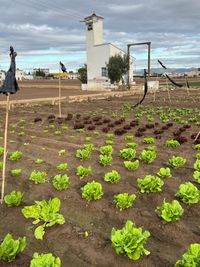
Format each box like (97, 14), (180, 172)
(0, 88), (200, 267)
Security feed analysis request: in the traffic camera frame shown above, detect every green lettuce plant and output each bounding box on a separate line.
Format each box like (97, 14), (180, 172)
(111, 220), (150, 260)
(193, 171), (200, 183)
(124, 160), (139, 171)
(76, 165), (92, 180)
(156, 167), (172, 178)
(194, 144), (200, 151)
(139, 150), (157, 164)
(125, 135), (134, 141)
(22, 197), (65, 240)
(56, 163), (68, 171)
(104, 170), (121, 184)
(0, 162), (3, 169)
(81, 181), (103, 201)
(155, 199), (184, 222)
(4, 191), (24, 207)
(105, 140), (113, 145)
(30, 252), (61, 267)
(114, 193), (136, 211)
(137, 175), (164, 193)
(76, 144), (94, 161)
(167, 156), (186, 169)
(126, 143), (138, 149)
(99, 145), (113, 156)
(52, 174), (70, 190)
(99, 154), (112, 166)
(175, 243), (200, 267)
(0, 146), (4, 156)
(35, 159), (43, 165)
(196, 153), (200, 160)
(0, 234), (26, 262)
(9, 151), (22, 161)
(165, 140), (180, 148)
(175, 182), (200, 204)
(29, 171), (48, 184)
(143, 137), (155, 144)
(119, 148), (136, 161)
(194, 159), (200, 171)
(10, 169), (22, 177)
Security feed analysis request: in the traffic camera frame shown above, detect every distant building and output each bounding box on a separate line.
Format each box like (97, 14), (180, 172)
(16, 69), (24, 80)
(0, 70), (5, 82)
(68, 72), (79, 79)
(84, 13), (129, 90)
(33, 68), (50, 76)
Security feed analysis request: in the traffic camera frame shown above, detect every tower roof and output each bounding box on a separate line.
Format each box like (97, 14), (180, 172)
(84, 12), (104, 21)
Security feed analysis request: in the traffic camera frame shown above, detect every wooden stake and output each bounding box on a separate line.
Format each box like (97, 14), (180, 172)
(185, 77), (190, 96)
(166, 77), (171, 103)
(195, 131), (200, 142)
(1, 94), (10, 204)
(58, 69), (62, 118)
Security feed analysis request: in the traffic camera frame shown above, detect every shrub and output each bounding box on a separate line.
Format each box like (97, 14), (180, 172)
(155, 199), (184, 222)
(111, 220), (150, 260)
(81, 181), (103, 201)
(104, 170), (121, 184)
(114, 193), (136, 211)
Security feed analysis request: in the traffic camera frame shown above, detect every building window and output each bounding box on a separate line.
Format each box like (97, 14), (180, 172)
(101, 67), (108, 77)
(87, 23), (93, 31)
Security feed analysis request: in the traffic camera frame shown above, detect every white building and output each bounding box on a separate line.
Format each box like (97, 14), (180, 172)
(33, 68), (50, 76)
(16, 69), (24, 80)
(0, 70), (5, 82)
(84, 13), (128, 90)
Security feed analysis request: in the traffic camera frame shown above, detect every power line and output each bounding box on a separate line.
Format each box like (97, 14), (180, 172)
(16, 0), (83, 22)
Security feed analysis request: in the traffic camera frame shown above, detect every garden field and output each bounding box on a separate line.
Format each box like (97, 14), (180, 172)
(0, 88), (200, 267)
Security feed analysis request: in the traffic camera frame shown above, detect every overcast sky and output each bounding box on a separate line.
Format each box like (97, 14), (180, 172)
(0, 0), (199, 72)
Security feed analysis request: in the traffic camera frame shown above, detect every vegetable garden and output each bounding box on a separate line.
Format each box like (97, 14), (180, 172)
(0, 89), (200, 267)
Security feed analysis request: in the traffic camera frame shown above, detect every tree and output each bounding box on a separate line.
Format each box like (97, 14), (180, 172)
(35, 69), (45, 77)
(77, 64), (87, 83)
(107, 54), (129, 84)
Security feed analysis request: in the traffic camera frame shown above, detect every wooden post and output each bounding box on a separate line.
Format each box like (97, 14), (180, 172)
(58, 69), (62, 118)
(185, 77), (190, 96)
(194, 131), (200, 142)
(166, 77), (171, 103)
(1, 94), (10, 204)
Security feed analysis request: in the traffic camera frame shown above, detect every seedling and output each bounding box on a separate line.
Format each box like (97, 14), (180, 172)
(167, 156), (186, 169)
(99, 154), (112, 166)
(10, 169), (22, 177)
(99, 145), (113, 156)
(175, 243), (200, 266)
(124, 160), (139, 171)
(165, 140), (180, 148)
(29, 170), (48, 184)
(176, 182), (200, 204)
(157, 167), (172, 178)
(56, 163), (68, 171)
(76, 165), (92, 180)
(140, 150), (156, 164)
(35, 159), (43, 165)
(4, 191), (24, 207)
(143, 137), (155, 144)
(30, 253), (61, 267)
(9, 151), (22, 161)
(120, 148), (136, 161)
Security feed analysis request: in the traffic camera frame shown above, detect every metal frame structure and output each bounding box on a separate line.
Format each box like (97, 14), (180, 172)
(127, 42), (151, 88)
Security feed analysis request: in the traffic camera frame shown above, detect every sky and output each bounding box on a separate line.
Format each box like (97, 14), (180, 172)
(0, 0), (199, 72)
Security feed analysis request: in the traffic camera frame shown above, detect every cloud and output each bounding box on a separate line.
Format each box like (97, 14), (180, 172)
(0, 0), (199, 71)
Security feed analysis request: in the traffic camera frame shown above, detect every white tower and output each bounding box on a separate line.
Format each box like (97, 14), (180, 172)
(84, 13), (104, 82)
